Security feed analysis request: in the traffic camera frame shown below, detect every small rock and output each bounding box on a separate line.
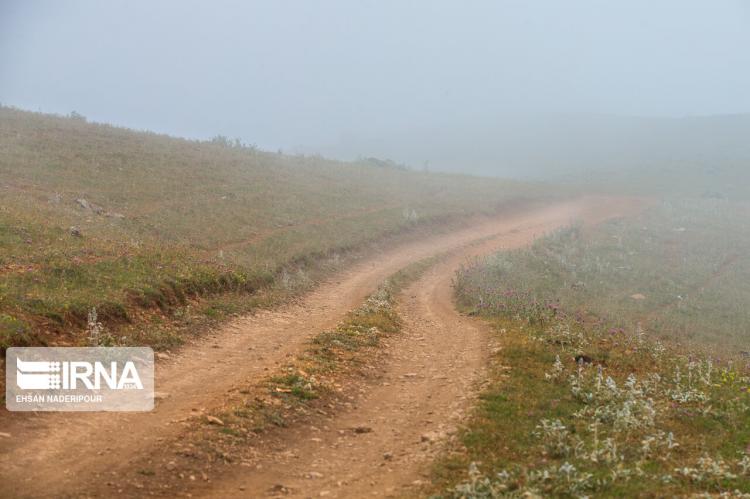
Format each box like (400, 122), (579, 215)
(630, 293), (646, 300)
(0, 432), (10, 438)
(306, 471), (324, 479)
(75, 197), (107, 215)
(353, 426), (372, 434)
(166, 461), (177, 471)
(69, 226), (83, 237)
(154, 392), (170, 400)
(575, 354), (594, 365)
(156, 352), (170, 360)
(206, 415), (224, 426)
(383, 452), (393, 461)
(402, 373), (418, 378)
(269, 484), (290, 494)
(75, 198), (92, 210)
(421, 431), (442, 443)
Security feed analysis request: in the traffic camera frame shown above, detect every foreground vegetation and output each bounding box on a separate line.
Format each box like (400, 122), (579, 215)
(0, 106), (542, 351)
(433, 202), (750, 497)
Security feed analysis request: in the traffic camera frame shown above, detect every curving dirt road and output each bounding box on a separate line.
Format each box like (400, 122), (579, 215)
(0, 197), (640, 498)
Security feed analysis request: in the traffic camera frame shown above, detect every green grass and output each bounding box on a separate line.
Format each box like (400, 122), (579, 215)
(0, 106), (544, 351)
(432, 202), (750, 497)
(432, 317), (750, 497)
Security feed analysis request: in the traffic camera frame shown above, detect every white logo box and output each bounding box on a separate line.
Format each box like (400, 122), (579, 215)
(6, 347), (154, 412)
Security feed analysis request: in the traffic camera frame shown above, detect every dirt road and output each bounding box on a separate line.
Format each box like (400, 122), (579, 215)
(0, 197), (639, 498)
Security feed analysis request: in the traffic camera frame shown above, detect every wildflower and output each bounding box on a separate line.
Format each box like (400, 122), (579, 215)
(545, 355), (565, 380)
(535, 419), (572, 457)
(559, 461), (576, 478)
(87, 307), (103, 346)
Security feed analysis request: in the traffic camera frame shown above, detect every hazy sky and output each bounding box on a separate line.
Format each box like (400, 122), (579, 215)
(2, 0), (749, 151)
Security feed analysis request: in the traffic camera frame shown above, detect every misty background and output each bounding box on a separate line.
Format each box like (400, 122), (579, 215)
(1, 0), (749, 179)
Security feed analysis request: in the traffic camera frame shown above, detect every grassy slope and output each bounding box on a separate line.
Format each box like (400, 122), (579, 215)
(0, 107), (542, 350)
(456, 200), (750, 353)
(432, 200), (750, 497)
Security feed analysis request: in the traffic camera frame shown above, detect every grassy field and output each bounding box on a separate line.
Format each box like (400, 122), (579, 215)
(0, 106), (543, 351)
(432, 199), (750, 497)
(455, 199), (750, 354)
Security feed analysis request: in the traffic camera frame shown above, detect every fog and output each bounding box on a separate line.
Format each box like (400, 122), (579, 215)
(2, 0), (750, 177)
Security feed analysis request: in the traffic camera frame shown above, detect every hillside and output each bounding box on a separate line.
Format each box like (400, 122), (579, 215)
(0, 106), (543, 351)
